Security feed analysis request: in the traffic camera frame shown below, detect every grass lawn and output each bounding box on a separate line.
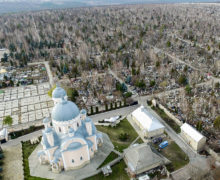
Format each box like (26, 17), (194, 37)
(135, 137), (144, 144)
(151, 106), (180, 133)
(96, 119), (139, 152)
(98, 152), (118, 169)
(22, 141), (50, 180)
(154, 140), (189, 172)
(86, 160), (129, 180)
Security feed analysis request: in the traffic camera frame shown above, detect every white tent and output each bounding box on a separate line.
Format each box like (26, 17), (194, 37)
(131, 106), (165, 137)
(104, 116), (119, 123)
(180, 123), (206, 151)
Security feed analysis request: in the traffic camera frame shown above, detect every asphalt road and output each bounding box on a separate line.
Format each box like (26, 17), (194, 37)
(90, 104), (139, 123)
(145, 106), (208, 169)
(2, 105), (140, 147)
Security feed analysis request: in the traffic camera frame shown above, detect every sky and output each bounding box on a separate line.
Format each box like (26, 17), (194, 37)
(0, 0), (219, 14)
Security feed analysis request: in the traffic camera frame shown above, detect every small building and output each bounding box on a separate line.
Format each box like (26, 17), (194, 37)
(124, 143), (166, 177)
(131, 106), (165, 138)
(180, 123), (206, 152)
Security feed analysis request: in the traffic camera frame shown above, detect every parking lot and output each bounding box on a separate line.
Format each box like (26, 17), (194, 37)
(0, 83), (53, 129)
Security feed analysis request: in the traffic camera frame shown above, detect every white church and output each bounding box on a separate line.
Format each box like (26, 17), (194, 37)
(37, 85), (103, 173)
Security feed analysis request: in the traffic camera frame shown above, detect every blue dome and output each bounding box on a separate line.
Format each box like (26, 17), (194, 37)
(52, 86), (67, 99)
(43, 117), (50, 124)
(80, 109), (87, 115)
(68, 127), (74, 134)
(52, 100), (80, 122)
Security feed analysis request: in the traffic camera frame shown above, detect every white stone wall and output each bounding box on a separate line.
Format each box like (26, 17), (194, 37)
(61, 145), (90, 170)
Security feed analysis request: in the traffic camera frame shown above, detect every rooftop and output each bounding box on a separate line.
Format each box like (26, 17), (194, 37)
(132, 106), (164, 131)
(180, 123), (206, 142)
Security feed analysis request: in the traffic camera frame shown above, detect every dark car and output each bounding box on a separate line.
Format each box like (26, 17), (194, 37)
(152, 137), (163, 144)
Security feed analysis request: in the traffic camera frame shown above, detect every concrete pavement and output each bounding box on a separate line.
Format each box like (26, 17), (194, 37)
(2, 143), (24, 180)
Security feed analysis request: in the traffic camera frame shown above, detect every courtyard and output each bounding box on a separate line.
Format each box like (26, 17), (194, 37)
(28, 132), (114, 180)
(96, 118), (142, 152)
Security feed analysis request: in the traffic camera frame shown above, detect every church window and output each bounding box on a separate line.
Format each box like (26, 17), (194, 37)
(59, 127), (61, 132)
(80, 156), (83, 160)
(77, 122), (79, 127)
(72, 159), (74, 163)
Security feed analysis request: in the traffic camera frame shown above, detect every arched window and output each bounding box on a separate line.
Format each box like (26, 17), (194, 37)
(77, 122), (79, 127)
(59, 127), (61, 132)
(80, 156), (83, 161)
(72, 159), (74, 163)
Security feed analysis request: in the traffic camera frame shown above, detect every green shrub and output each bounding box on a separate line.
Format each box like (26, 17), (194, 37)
(118, 133), (129, 142)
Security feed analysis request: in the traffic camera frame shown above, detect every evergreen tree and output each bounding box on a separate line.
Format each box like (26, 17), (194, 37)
(90, 106), (94, 115)
(96, 107), (99, 113)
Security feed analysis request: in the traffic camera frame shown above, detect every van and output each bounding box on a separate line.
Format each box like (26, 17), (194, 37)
(159, 141), (168, 149)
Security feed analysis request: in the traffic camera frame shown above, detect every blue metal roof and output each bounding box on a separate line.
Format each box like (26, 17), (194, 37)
(85, 117), (91, 122)
(52, 86), (67, 99)
(44, 127), (53, 133)
(52, 100), (80, 122)
(68, 127), (74, 134)
(42, 129), (60, 149)
(80, 109), (87, 114)
(43, 117), (50, 124)
(86, 139), (93, 148)
(53, 148), (61, 160)
(65, 142), (82, 151)
(75, 121), (89, 137)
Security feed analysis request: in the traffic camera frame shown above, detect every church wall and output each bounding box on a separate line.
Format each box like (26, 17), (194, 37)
(47, 147), (58, 162)
(62, 145), (90, 170)
(52, 115), (81, 133)
(86, 135), (97, 151)
(85, 122), (92, 136)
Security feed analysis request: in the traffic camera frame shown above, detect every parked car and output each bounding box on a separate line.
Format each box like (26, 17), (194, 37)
(159, 141), (168, 149)
(152, 137), (163, 144)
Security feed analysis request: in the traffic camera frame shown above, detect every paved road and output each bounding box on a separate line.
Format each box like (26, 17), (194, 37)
(2, 105), (139, 147)
(90, 104), (139, 123)
(28, 61), (54, 86)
